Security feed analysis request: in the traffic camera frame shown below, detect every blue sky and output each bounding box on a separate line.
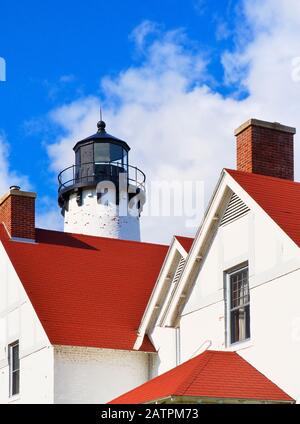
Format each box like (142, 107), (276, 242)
(1, 0), (300, 243)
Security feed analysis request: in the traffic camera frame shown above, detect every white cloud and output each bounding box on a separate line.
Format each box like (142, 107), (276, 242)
(36, 196), (63, 232)
(0, 133), (31, 194)
(0, 133), (62, 232)
(129, 21), (160, 52)
(215, 20), (232, 41)
(59, 74), (76, 83)
(193, 0), (207, 16)
(45, 1), (300, 243)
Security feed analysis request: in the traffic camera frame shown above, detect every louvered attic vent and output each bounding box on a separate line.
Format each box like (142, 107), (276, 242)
(220, 193), (250, 226)
(172, 257), (185, 286)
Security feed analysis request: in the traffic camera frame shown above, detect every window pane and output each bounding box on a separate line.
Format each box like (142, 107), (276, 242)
(230, 269), (249, 308)
(230, 307), (247, 343)
(110, 144), (123, 162)
(94, 143), (110, 162)
(12, 344), (19, 372)
(80, 144), (93, 163)
(12, 371), (19, 396)
(94, 143), (126, 165)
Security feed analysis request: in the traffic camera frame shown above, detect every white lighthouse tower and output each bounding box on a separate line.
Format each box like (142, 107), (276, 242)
(58, 120), (145, 241)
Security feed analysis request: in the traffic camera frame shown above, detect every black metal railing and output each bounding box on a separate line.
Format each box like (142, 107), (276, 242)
(58, 161), (146, 193)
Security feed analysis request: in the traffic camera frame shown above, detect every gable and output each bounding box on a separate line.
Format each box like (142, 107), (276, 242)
(151, 168), (300, 329)
(133, 236), (193, 350)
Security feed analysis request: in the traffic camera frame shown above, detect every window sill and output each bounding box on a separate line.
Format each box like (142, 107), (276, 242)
(227, 338), (253, 351)
(8, 394), (20, 403)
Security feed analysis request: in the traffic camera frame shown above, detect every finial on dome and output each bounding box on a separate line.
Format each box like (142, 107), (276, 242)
(97, 105), (106, 132)
(97, 120), (106, 133)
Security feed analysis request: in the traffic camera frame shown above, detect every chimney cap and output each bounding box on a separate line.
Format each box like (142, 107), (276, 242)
(10, 185), (20, 191)
(234, 118), (296, 136)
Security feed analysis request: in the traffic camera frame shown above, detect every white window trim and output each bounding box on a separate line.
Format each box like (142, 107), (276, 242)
(8, 341), (20, 398)
(225, 265), (250, 347)
(175, 327), (181, 366)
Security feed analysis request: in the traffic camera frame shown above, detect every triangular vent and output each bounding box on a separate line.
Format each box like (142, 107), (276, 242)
(220, 193), (250, 226)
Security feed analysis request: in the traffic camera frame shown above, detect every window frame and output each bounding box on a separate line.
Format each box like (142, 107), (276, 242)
(225, 265), (250, 346)
(8, 340), (20, 398)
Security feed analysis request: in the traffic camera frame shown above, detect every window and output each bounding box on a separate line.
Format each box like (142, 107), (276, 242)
(94, 143), (128, 167)
(226, 267), (250, 345)
(94, 143), (110, 162)
(8, 341), (20, 397)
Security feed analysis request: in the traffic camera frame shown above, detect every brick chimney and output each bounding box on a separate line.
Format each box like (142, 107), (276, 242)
(0, 186), (36, 241)
(235, 119), (296, 180)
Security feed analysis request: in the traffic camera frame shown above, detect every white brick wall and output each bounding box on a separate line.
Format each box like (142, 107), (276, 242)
(64, 189), (141, 241)
(54, 345), (153, 404)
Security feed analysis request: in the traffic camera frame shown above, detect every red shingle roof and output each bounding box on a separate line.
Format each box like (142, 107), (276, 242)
(0, 225), (168, 352)
(109, 350), (294, 403)
(175, 236), (194, 253)
(226, 169), (300, 247)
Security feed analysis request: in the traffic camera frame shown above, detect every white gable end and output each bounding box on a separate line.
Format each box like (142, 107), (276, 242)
(177, 171), (300, 402)
(0, 241), (54, 404)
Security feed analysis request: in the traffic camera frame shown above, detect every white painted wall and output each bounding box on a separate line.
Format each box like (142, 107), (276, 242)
(0, 242), (54, 404)
(177, 208), (300, 401)
(148, 327), (178, 375)
(64, 188), (141, 241)
(54, 345), (152, 404)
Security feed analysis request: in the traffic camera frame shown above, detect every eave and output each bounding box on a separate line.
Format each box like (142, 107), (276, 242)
(133, 236), (190, 350)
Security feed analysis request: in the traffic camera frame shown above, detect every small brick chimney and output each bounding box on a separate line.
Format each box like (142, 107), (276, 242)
(235, 119), (296, 180)
(0, 186), (36, 241)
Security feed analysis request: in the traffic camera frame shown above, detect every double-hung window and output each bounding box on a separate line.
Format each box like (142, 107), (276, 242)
(227, 267), (250, 345)
(8, 341), (20, 397)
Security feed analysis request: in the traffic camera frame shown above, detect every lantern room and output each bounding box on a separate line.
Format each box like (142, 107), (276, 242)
(73, 120), (130, 184)
(58, 120), (146, 211)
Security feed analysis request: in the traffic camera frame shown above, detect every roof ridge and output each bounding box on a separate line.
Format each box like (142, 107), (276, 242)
(225, 168), (300, 186)
(36, 227), (168, 248)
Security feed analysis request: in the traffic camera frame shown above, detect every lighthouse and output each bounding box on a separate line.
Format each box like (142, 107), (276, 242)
(58, 120), (146, 241)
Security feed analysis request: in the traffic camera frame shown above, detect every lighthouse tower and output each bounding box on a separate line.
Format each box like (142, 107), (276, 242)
(58, 120), (145, 241)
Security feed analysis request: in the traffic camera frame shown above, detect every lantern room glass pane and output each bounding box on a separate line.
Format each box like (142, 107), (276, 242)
(94, 143), (128, 169)
(94, 143), (110, 162)
(110, 144), (123, 162)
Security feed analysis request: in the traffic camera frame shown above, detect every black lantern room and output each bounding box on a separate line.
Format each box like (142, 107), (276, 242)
(58, 120), (145, 211)
(73, 120), (130, 184)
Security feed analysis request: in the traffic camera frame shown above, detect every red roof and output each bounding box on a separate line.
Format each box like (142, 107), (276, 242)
(175, 236), (194, 252)
(109, 350), (294, 403)
(226, 169), (300, 247)
(0, 225), (168, 352)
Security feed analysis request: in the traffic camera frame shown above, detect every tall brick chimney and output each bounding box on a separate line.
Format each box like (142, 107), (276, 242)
(0, 186), (36, 241)
(235, 119), (296, 180)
